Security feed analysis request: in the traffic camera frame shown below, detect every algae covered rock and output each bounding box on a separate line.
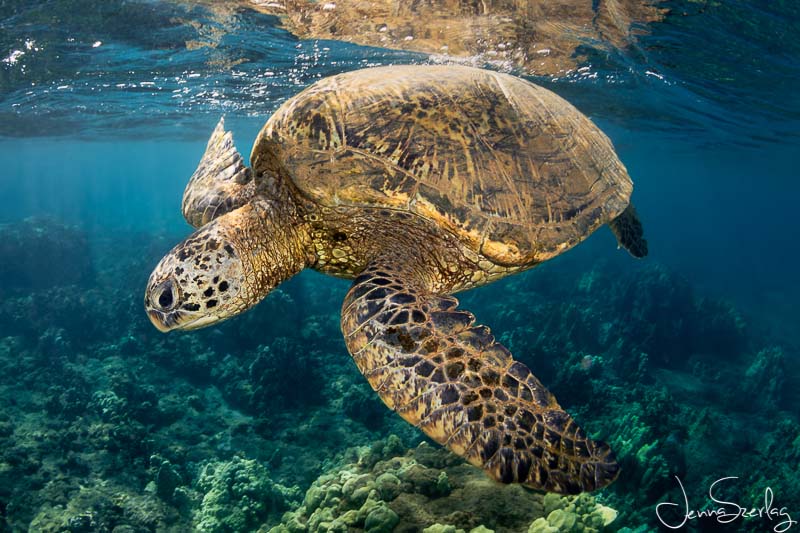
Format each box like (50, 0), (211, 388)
(529, 493), (618, 532)
(273, 437), (619, 532)
(424, 525), (462, 533)
(375, 472), (402, 501)
(194, 456), (301, 532)
(422, 526), (497, 533)
(363, 501), (399, 532)
(27, 481), (179, 533)
(155, 459), (183, 502)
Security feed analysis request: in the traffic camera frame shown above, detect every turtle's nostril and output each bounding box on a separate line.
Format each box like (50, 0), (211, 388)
(155, 279), (176, 311)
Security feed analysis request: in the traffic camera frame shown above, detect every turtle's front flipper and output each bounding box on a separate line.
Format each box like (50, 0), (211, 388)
(341, 258), (619, 494)
(608, 203), (648, 258)
(182, 118), (256, 228)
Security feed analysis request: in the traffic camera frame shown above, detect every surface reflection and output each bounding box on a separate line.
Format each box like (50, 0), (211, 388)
(195, 0), (665, 75)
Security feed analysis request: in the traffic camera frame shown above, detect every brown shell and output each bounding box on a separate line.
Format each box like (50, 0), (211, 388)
(253, 65), (633, 266)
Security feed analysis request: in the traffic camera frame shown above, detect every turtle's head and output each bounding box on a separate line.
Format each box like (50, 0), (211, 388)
(145, 202), (310, 332)
(145, 216), (250, 332)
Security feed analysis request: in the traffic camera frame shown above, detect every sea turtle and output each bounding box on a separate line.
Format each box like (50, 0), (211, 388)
(145, 65), (647, 494)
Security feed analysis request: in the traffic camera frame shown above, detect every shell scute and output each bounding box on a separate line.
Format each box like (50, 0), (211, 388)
(256, 65), (633, 266)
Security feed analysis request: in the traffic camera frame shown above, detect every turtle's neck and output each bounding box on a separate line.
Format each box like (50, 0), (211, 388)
(223, 195), (313, 306)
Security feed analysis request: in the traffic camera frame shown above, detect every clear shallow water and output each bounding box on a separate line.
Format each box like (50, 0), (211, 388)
(3, 0), (799, 143)
(1, 1), (799, 532)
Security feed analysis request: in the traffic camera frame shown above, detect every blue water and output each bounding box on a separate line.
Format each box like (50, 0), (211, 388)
(1, 1), (799, 532)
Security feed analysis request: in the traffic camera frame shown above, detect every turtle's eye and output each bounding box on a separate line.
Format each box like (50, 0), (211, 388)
(154, 279), (177, 311)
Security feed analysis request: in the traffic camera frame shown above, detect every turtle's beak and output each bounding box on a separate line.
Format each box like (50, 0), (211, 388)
(146, 308), (220, 332)
(145, 306), (190, 333)
(147, 309), (174, 333)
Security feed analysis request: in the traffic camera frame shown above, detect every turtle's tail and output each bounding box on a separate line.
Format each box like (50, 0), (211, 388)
(609, 203), (648, 258)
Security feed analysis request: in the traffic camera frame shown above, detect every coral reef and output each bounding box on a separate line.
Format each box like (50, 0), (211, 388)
(0, 225), (798, 531)
(194, 456), (301, 532)
(269, 439), (619, 533)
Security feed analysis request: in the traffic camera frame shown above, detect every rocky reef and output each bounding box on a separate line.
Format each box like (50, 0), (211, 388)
(270, 438), (618, 533)
(0, 218), (798, 531)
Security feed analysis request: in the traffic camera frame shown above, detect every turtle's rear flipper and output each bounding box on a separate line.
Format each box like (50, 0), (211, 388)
(341, 255), (620, 494)
(609, 203), (648, 258)
(182, 118), (256, 228)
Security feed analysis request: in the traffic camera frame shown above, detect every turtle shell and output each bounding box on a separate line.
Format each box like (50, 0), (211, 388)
(252, 65), (633, 266)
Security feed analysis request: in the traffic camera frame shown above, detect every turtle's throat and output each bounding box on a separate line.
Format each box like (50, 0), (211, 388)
(223, 198), (312, 310)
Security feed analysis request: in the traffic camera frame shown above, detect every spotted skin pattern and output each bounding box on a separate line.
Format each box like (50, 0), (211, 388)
(146, 199), (310, 331)
(145, 217), (247, 330)
(341, 255), (620, 493)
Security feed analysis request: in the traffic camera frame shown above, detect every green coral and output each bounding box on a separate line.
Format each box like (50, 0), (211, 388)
(194, 456), (301, 532)
(608, 410), (669, 498)
(270, 438), (619, 532)
(363, 501), (400, 532)
(528, 493), (618, 532)
(423, 526), (496, 533)
(27, 481), (178, 532)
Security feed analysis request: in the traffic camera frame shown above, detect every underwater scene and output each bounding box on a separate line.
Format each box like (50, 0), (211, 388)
(1, 1), (799, 532)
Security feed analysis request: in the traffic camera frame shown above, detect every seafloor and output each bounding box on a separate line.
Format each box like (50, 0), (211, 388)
(0, 217), (797, 532)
